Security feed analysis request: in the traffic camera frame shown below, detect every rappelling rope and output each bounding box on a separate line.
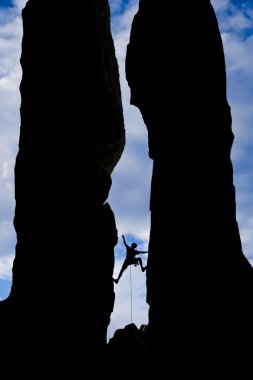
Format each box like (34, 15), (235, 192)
(130, 265), (133, 323)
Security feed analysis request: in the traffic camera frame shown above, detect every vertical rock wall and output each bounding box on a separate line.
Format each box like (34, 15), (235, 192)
(126, 0), (253, 368)
(1, 0), (125, 368)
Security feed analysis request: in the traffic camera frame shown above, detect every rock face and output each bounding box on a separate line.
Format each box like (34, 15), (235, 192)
(0, 0), (124, 367)
(126, 0), (253, 366)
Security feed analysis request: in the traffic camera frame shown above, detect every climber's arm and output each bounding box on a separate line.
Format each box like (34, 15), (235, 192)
(122, 235), (127, 247)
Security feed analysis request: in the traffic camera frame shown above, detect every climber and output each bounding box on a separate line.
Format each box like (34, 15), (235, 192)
(113, 235), (148, 284)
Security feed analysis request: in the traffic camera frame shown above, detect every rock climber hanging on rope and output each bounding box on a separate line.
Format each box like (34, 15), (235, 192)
(113, 235), (148, 284)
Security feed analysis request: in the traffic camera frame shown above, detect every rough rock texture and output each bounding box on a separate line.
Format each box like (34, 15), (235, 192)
(126, 0), (253, 369)
(0, 0), (124, 368)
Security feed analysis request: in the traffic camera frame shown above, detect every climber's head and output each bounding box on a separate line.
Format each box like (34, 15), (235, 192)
(131, 243), (137, 249)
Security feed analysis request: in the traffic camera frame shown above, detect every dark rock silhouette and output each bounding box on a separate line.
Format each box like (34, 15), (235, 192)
(95, 167), (118, 348)
(107, 323), (149, 375)
(0, 0), (124, 367)
(107, 323), (148, 355)
(126, 0), (253, 367)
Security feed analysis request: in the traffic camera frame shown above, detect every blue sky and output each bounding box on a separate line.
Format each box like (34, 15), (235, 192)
(0, 1), (14, 9)
(0, 0), (253, 340)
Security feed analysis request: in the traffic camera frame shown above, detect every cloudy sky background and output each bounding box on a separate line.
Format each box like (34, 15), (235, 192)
(0, 0), (252, 340)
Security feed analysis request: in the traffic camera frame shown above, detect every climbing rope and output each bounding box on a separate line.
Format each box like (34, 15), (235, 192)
(130, 265), (133, 323)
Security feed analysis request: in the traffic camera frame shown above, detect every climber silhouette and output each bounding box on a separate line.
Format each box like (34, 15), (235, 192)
(113, 235), (148, 284)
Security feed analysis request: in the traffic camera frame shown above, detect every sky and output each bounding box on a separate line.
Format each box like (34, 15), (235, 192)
(0, 0), (253, 340)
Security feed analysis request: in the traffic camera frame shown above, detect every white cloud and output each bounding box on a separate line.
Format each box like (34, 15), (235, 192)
(111, 1), (138, 32)
(109, 0), (152, 247)
(0, 2), (24, 290)
(211, 0), (229, 12)
(109, 0), (123, 13)
(222, 33), (253, 77)
(216, 3), (253, 265)
(226, 12), (252, 30)
(0, 250), (14, 279)
(14, 0), (28, 13)
(206, 2), (253, 266)
(239, 217), (253, 266)
(212, 0), (253, 33)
